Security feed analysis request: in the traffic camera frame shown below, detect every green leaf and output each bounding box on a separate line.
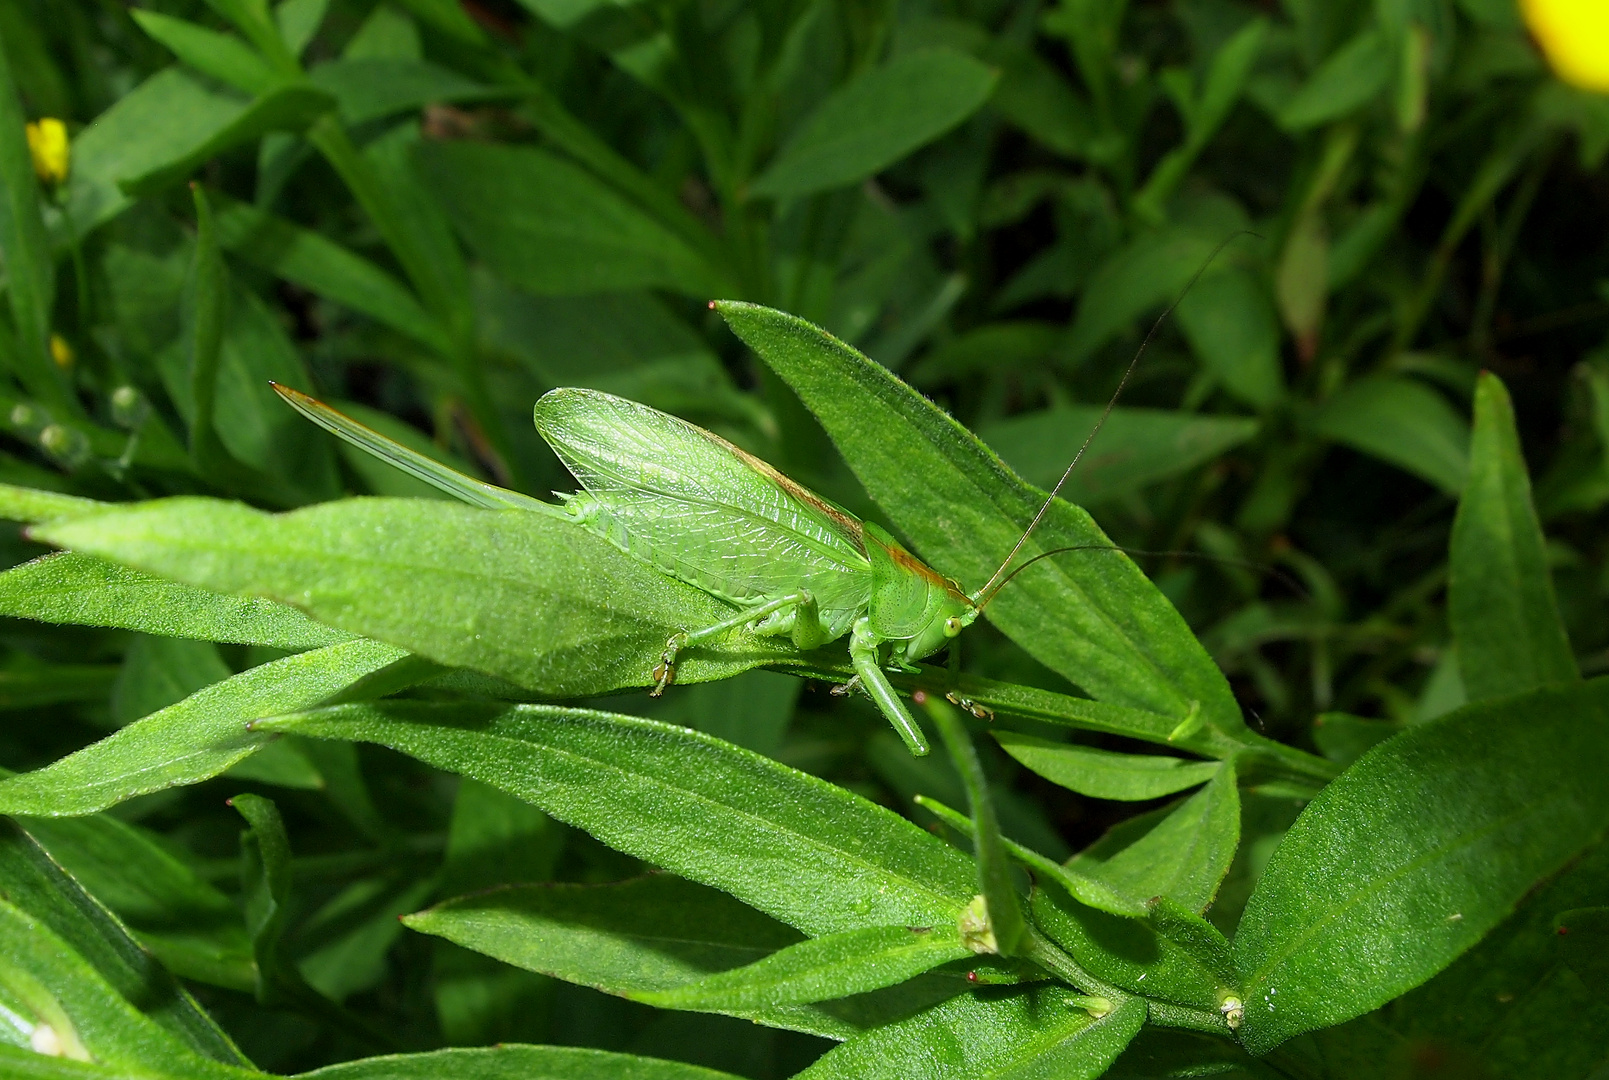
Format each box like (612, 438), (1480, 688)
(796, 987), (1146, 1080)
(0, 484), (104, 523)
(752, 49), (998, 199)
(0, 552), (353, 648)
(915, 795), (1139, 918)
(1232, 678), (1609, 1054)
(1066, 762), (1240, 913)
(296, 1045), (747, 1080)
(443, 778), (564, 894)
(990, 45), (1096, 159)
(19, 815), (255, 992)
(117, 82), (335, 198)
(639, 668), (800, 758)
(0, 820), (250, 1065)
(716, 301), (1247, 748)
(1064, 227), (1223, 363)
(0, 1046), (207, 1078)
(1030, 879), (1228, 1011)
(0, 638), (406, 816)
(1382, 840), (1609, 1080)
(0, 32), (69, 412)
(632, 924), (971, 1010)
(1556, 906), (1609, 997)
(232, 792), (291, 1000)
(213, 195), (449, 355)
(1174, 268), (1284, 408)
(308, 57), (505, 125)
(928, 698), (1026, 956)
(1449, 372), (1578, 701)
(1103, 1028), (1264, 1079)
(0, 657), (118, 712)
(182, 185), (226, 464)
(977, 406), (1258, 503)
(406, 874), (960, 1040)
(1131, 19), (1267, 221)
(1311, 712), (1400, 767)
(416, 141), (733, 298)
(476, 279), (763, 433)
(260, 701), (977, 936)
(1277, 29), (1392, 132)
(66, 69), (246, 235)
(870, 729), (1069, 860)
(111, 635), (231, 726)
(299, 878), (434, 1003)
(276, 0), (328, 55)
(130, 10), (274, 95)
(0, 896), (244, 1078)
(33, 497), (798, 695)
(1312, 375), (1470, 495)
(994, 731), (1221, 800)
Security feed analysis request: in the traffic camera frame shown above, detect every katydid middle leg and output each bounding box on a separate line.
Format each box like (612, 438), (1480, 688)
(848, 617), (930, 756)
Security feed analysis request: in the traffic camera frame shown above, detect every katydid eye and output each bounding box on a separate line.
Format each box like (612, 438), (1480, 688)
(944, 617), (964, 636)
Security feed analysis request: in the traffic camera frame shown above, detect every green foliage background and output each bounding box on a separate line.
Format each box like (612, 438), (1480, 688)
(0, 0), (1607, 1077)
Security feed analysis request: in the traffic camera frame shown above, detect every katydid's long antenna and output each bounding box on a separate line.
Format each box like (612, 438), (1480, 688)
(983, 544), (1312, 604)
(972, 231), (1257, 610)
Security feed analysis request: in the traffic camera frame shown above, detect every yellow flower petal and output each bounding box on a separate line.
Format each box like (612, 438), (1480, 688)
(1523, 0), (1609, 93)
(24, 117), (68, 185)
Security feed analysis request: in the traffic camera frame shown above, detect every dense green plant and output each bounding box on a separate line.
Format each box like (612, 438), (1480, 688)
(0, 0), (1606, 1077)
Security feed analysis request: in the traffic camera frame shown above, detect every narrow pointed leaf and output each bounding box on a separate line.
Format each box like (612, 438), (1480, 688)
(0, 638), (405, 816)
(915, 795), (1138, 917)
(259, 701), (977, 937)
(118, 83), (335, 197)
(33, 497), (799, 695)
(405, 876), (964, 1040)
(1031, 879), (1228, 1011)
(21, 814), (254, 991)
(1232, 678), (1609, 1054)
(212, 195), (450, 354)
(0, 821), (249, 1064)
(1066, 762), (1239, 913)
(416, 141), (734, 298)
(0, 898), (244, 1078)
(0, 553), (352, 648)
(1449, 372), (1577, 700)
(716, 302), (1246, 746)
(797, 987), (1145, 1080)
(994, 732), (1220, 800)
(752, 49), (998, 199)
(930, 698), (1026, 955)
(0, 484), (105, 523)
(296, 1045), (747, 1080)
(632, 924), (971, 1011)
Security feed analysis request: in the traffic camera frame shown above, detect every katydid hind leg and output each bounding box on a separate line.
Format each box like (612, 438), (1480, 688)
(849, 618), (930, 756)
(652, 592), (807, 695)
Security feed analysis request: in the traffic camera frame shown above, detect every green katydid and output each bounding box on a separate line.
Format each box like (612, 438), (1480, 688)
(270, 287), (1177, 757)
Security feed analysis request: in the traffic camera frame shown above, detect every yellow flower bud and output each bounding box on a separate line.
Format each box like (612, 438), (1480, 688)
(1522, 0), (1609, 93)
(24, 117), (68, 185)
(49, 333), (72, 369)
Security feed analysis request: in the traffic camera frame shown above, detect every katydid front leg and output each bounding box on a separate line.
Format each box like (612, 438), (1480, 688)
(849, 617), (930, 756)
